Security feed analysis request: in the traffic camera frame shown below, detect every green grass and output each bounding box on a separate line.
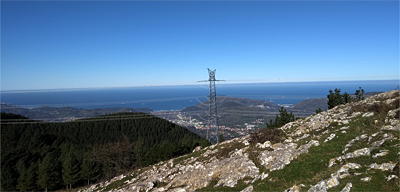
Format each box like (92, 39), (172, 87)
(252, 111), (398, 191)
(329, 170), (399, 192)
(198, 105), (398, 192)
(89, 93), (400, 192)
(93, 173), (137, 192)
(195, 177), (251, 192)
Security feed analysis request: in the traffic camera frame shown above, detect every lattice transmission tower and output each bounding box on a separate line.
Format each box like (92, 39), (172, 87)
(199, 68), (223, 143)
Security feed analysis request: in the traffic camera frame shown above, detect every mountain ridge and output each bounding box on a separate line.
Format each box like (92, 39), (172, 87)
(0, 104), (153, 122)
(77, 90), (400, 192)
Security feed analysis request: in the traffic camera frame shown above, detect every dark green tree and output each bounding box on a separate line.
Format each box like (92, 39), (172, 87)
(266, 107), (295, 129)
(342, 92), (353, 104)
(80, 159), (100, 185)
(355, 87), (365, 100)
(2, 112), (206, 191)
(16, 162), (38, 191)
(1, 165), (18, 191)
(315, 108), (323, 114)
(219, 134), (225, 143)
(327, 88), (344, 109)
(200, 138), (211, 148)
(62, 152), (80, 189)
(37, 151), (61, 192)
(133, 137), (145, 167)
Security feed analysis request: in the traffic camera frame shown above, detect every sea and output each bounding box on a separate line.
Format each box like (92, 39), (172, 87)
(1, 80), (398, 111)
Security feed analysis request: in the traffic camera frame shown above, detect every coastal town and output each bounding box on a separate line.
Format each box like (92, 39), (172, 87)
(151, 110), (265, 138)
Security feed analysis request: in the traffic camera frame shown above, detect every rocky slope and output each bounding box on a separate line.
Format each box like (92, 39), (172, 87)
(78, 90), (400, 192)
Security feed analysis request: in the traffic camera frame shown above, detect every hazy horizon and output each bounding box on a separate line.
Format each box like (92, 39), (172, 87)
(1, 79), (398, 93)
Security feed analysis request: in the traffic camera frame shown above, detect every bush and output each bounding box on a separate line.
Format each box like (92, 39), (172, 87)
(249, 128), (286, 145)
(349, 102), (393, 115)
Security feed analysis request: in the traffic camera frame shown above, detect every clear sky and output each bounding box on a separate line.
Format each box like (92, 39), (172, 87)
(1, 1), (399, 91)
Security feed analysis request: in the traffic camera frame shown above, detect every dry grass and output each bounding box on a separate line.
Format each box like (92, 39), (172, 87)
(216, 141), (246, 159)
(249, 128), (286, 145)
(349, 101), (394, 115)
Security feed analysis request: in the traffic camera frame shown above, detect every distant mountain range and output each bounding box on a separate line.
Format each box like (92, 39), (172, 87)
(0, 92), (381, 123)
(0, 104), (152, 122)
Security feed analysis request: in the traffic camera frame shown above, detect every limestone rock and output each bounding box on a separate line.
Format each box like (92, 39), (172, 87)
(324, 134), (336, 143)
(167, 188), (186, 192)
(284, 184), (305, 192)
(360, 177), (371, 182)
(256, 141), (271, 148)
(250, 172), (268, 183)
(166, 155), (259, 190)
(381, 125), (400, 131)
(258, 141), (319, 171)
(367, 162), (397, 171)
(192, 146), (202, 153)
(372, 150), (389, 158)
(240, 185), (253, 192)
(344, 148), (370, 159)
(362, 112), (374, 117)
(340, 183), (352, 192)
(386, 175), (398, 181)
(309, 163), (360, 192)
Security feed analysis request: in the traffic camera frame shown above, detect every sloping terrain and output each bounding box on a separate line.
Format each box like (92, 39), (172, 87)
(1, 112), (208, 191)
(78, 90), (399, 192)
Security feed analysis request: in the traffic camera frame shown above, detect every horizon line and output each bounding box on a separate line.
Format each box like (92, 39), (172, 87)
(1, 79), (399, 93)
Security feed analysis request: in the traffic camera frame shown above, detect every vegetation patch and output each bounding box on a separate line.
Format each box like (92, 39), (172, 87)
(195, 177), (250, 192)
(249, 128), (286, 145)
(100, 174), (136, 191)
(349, 101), (395, 115)
(215, 141), (245, 159)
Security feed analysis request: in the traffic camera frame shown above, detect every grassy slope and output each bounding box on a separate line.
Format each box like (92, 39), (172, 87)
(253, 94), (400, 192)
(81, 91), (399, 192)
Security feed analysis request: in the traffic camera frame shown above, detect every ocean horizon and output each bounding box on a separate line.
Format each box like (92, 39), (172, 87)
(1, 80), (398, 111)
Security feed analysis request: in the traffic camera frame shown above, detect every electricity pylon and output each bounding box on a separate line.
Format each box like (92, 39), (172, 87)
(199, 68), (223, 143)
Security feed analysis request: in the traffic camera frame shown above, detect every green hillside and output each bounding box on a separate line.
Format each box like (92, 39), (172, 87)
(1, 112), (209, 191)
(77, 90), (400, 192)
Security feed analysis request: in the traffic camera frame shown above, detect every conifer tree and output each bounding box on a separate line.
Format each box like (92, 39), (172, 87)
(342, 92), (353, 104)
(17, 162), (37, 191)
(327, 88), (344, 109)
(266, 107), (295, 128)
(80, 159), (100, 185)
(1, 165), (18, 191)
(37, 152), (61, 192)
(219, 134), (225, 143)
(62, 153), (80, 189)
(133, 137), (145, 167)
(355, 87), (365, 100)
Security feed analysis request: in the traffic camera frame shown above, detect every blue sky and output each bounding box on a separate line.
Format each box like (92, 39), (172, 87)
(1, 1), (399, 91)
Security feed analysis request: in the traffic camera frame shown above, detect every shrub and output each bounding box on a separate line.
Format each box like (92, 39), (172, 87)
(249, 128), (286, 145)
(217, 142), (245, 159)
(349, 102), (393, 115)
